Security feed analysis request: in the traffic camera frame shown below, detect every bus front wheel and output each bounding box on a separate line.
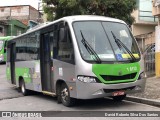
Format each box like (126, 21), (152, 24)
(112, 94), (126, 102)
(60, 83), (76, 107)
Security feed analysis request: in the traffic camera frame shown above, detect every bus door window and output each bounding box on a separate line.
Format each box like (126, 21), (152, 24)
(53, 31), (58, 59)
(57, 23), (75, 64)
(43, 33), (50, 62)
(43, 32), (54, 62)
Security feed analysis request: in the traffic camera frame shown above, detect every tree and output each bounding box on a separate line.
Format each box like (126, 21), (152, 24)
(43, 0), (136, 25)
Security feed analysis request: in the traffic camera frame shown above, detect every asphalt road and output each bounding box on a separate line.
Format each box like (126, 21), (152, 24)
(0, 64), (160, 120)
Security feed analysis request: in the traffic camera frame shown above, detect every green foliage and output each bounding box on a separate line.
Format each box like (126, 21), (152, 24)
(42, 0), (136, 25)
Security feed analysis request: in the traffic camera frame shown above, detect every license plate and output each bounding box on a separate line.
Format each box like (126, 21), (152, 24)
(112, 91), (125, 96)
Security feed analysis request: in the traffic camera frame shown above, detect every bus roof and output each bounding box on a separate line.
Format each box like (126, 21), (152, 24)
(10, 15), (126, 40)
(0, 36), (15, 41)
(62, 15), (124, 23)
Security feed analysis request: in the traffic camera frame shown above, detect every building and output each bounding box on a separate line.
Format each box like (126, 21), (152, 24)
(0, 21), (8, 36)
(152, 0), (160, 77)
(6, 19), (27, 36)
(0, 5), (43, 25)
(0, 19), (27, 37)
(132, 0), (158, 51)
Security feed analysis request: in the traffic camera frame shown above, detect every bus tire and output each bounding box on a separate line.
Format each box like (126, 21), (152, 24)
(57, 87), (62, 104)
(60, 83), (76, 107)
(112, 94), (126, 102)
(20, 79), (29, 96)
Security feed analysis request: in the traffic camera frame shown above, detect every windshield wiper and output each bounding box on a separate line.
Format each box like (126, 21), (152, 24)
(80, 30), (101, 63)
(111, 31), (136, 62)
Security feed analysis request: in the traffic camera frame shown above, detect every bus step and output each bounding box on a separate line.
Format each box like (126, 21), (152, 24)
(42, 91), (56, 96)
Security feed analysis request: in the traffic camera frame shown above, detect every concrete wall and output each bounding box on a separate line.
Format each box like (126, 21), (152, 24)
(0, 7), (10, 19)
(11, 6), (29, 20)
(132, 24), (156, 36)
(29, 6), (39, 22)
(152, 0), (160, 16)
(0, 5), (43, 25)
(0, 6), (29, 20)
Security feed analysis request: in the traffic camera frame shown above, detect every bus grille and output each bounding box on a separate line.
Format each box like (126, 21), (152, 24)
(101, 73), (137, 81)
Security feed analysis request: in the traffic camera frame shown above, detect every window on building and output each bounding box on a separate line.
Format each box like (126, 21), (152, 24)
(139, 0), (158, 22)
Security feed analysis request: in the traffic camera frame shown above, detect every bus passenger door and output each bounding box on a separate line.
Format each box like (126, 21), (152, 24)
(7, 42), (16, 84)
(40, 32), (53, 92)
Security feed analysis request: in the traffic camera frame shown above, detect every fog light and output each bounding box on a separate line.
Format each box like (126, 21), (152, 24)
(92, 90), (103, 95)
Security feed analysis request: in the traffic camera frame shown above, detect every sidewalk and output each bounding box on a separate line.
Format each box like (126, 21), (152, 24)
(126, 76), (160, 107)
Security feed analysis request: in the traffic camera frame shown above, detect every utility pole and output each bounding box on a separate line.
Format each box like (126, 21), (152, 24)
(37, 0), (43, 23)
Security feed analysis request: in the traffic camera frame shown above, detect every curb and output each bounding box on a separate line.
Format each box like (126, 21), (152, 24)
(125, 96), (160, 107)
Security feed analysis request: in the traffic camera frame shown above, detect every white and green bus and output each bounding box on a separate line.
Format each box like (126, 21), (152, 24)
(0, 36), (14, 63)
(6, 15), (146, 106)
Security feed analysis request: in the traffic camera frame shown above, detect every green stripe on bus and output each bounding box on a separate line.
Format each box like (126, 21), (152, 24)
(15, 68), (32, 83)
(92, 62), (140, 84)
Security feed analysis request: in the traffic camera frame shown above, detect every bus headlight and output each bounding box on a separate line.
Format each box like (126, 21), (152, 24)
(77, 76), (97, 83)
(138, 72), (147, 80)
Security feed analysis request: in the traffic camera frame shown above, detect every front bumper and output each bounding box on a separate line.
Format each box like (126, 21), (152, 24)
(76, 78), (146, 99)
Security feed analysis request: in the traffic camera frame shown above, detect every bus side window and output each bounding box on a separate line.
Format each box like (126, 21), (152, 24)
(26, 33), (39, 60)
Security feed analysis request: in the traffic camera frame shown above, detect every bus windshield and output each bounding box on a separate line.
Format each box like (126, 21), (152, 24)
(73, 21), (140, 62)
(0, 40), (4, 51)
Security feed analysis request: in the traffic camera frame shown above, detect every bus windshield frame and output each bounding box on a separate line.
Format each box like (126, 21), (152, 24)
(73, 21), (141, 63)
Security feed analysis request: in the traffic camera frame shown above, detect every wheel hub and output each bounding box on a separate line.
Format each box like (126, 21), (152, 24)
(61, 88), (68, 102)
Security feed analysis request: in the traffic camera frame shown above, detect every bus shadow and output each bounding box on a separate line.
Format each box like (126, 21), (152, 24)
(73, 98), (133, 110)
(30, 92), (135, 110)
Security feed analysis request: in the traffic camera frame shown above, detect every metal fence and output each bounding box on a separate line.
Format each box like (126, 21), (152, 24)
(143, 44), (155, 77)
